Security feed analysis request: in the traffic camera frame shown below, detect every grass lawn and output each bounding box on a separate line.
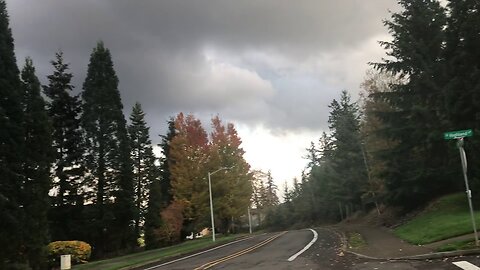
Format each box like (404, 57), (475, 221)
(436, 239), (477, 252)
(73, 234), (244, 270)
(394, 193), (480, 245)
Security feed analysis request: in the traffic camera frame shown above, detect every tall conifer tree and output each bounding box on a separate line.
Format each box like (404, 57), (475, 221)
(444, 0), (480, 188)
(327, 91), (366, 212)
(0, 0), (25, 266)
(159, 118), (175, 206)
(82, 42), (135, 254)
(128, 102), (158, 239)
(145, 118), (175, 249)
(144, 179), (164, 249)
(43, 51), (86, 241)
(43, 51), (85, 207)
(444, 0), (480, 127)
(20, 58), (53, 269)
(374, 0), (452, 208)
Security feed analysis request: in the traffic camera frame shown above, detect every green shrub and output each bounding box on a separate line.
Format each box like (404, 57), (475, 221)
(47, 241), (91, 267)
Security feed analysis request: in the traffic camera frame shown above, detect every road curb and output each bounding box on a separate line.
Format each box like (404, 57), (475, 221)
(332, 227), (480, 261)
(393, 249), (480, 260)
(345, 248), (480, 261)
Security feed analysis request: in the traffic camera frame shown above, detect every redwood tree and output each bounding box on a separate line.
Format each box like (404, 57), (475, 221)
(0, 0), (25, 266)
(81, 42), (135, 255)
(20, 57), (53, 269)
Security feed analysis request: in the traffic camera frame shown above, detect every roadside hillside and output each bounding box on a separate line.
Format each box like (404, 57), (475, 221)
(343, 193), (480, 246)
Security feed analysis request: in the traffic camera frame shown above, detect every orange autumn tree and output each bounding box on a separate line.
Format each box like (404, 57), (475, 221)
(169, 113), (210, 234)
(208, 116), (252, 234)
(153, 201), (184, 245)
(168, 113), (253, 237)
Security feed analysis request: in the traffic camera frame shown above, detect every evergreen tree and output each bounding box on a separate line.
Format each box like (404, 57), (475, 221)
(443, 0), (480, 127)
(20, 58), (54, 269)
(128, 102), (158, 239)
(159, 118), (175, 206)
(328, 91), (367, 212)
(0, 0), (25, 266)
(318, 132), (335, 164)
(43, 51), (85, 209)
(303, 133), (335, 220)
(374, 0), (453, 208)
(251, 170), (266, 210)
(251, 169), (279, 225)
(263, 171), (279, 207)
(144, 118), (175, 248)
(443, 0), (480, 189)
(304, 142), (320, 169)
(282, 182), (292, 204)
(144, 178), (164, 249)
(82, 42), (135, 254)
(308, 163), (338, 220)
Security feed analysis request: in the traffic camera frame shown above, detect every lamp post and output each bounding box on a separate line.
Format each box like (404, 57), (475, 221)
(248, 206), (252, 234)
(208, 166), (233, 242)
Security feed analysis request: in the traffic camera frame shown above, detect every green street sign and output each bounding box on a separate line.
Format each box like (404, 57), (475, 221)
(444, 129), (473, 140)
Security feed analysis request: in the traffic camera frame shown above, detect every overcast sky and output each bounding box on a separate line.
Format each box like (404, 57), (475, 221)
(6, 0), (399, 188)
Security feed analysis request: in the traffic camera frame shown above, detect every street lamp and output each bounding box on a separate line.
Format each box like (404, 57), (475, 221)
(208, 166), (233, 242)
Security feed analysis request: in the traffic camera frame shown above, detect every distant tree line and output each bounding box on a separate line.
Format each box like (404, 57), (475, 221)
(265, 0), (480, 228)
(0, 1), (253, 268)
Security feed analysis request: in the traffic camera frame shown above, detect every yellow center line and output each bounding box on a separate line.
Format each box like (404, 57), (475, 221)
(194, 231), (287, 270)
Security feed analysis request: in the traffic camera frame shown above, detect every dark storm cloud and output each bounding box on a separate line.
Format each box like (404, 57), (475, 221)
(6, 0), (397, 140)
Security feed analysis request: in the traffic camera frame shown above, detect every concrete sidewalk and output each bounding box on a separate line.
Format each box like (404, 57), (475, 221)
(334, 224), (480, 260)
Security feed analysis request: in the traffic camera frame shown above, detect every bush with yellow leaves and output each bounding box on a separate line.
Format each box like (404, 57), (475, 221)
(46, 240), (91, 267)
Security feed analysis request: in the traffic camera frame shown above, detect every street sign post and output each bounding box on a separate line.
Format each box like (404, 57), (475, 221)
(444, 129), (473, 140)
(444, 129), (478, 246)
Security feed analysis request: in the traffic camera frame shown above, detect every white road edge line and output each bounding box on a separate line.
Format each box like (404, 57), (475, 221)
(143, 235), (260, 270)
(453, 261), (480, 270)
(287, 228), (318, 262)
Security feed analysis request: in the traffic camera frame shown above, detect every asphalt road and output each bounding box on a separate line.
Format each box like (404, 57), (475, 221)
(141, 228), (480, 270)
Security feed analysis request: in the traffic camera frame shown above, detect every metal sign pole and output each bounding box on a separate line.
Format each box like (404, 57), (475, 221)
(457, 138), (479, 246)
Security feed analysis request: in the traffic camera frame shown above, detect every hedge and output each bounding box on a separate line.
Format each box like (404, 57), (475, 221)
(47, 241), (91, 267)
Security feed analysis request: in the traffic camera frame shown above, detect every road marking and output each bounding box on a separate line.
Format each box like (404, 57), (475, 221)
(287, 228), (318, 262)
(194, 231), (287, 270)
(142, 235), (259, 270)
(453, 261), (480, 270)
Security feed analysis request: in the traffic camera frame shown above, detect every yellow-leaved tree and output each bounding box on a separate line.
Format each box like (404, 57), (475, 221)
(208, 116), (252, 234)
(170, 113), (210, 235)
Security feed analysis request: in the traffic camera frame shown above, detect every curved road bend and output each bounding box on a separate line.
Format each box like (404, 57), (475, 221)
(143, 227), (480, 270)
(144, 229), (317, 270)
